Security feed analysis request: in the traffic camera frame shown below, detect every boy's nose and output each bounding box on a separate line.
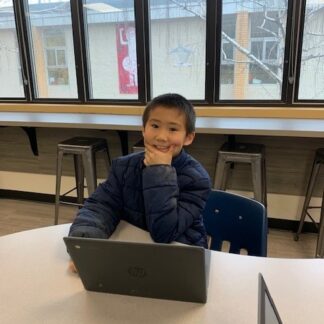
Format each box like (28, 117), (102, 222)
(156, 130), (168, 141)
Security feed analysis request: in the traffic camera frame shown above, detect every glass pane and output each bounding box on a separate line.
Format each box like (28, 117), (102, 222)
(150, 0), (206, 100)
(83, 0), (138, 99)
(251, 41), (263, 60)
(220, 0), (288, 100)
(48, 68), (69, 85)
(57, 50), (66, 66)
(266, 41), (278, 60)
(0, 1), (24, 98)
(25, 0), (77, 99)
(298, 0), (324, 100)
(46, 49), (56, 66)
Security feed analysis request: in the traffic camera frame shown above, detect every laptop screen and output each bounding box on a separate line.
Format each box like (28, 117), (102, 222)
(258, 273), (283, 324)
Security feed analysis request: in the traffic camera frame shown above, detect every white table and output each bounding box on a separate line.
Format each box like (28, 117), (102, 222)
(1, 221), (324, 324)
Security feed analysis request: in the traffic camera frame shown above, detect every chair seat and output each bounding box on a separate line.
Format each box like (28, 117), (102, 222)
(219, 142), (265, 155)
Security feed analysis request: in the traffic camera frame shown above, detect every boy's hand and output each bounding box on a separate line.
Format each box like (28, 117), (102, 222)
(144, 143), (176, 166)
(68, 260), (78, 273)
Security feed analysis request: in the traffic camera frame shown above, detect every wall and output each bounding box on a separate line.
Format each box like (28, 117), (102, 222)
(0, 127), (323, 222)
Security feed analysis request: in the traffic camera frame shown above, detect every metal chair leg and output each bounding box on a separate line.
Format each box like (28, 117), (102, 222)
(54, 149), (64, 225)
(82, 150), (97, 196)
(251, 157), (263, 204)
(74, 154), (84, 207)
(214, 154), (227, 189)
(295, 160), (321, 240)
(315, 191), (324, 258)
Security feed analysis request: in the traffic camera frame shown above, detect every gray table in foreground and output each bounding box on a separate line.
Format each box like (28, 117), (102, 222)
(0, 112), (324, 137)
(1, 221), (324, 324)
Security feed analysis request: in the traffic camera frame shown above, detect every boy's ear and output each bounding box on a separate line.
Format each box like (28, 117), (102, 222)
(141, 126), (145, 137)
(183, 132), (195, 146)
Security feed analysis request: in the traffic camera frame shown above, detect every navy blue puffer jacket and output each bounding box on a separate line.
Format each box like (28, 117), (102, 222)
(69, 149), (211, 247)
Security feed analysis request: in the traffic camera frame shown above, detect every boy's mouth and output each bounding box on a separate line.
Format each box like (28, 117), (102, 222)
(154, 145), (170, 153)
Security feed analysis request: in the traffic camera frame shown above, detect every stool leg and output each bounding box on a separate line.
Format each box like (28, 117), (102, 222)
(105, 143), (112, 166)
(54, 149), (64, 225)
(251, 157), (263, 204)
(315, 191), (324, 258)
(261, 156), (267, 207)
(221, 162), (231, 190)
(74, 154), (84, 207)
(101, 144), (111, 173)
(295, 160), (321, 240)
(82, 150), (97, 196)
(214, 154), (226, 189)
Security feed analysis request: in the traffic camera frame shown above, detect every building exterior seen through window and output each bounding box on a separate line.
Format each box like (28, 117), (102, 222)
(299, 0), (324, 100)
(0, 0), (323, 102)
(83, 0), (138, 100)
(0, 0), (24, 98)
(44, 30), (69, 86)
(25, 0), (78, 99)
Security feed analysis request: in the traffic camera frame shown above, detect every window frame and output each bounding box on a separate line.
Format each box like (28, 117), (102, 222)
(0, 0), (322, 107)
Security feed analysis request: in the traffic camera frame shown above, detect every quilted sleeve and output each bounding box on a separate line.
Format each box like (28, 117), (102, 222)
(142, 164), (210, 243)
(69, 159), (123, 238)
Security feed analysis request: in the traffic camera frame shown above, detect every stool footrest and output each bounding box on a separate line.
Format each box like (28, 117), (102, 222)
(59, 201), (84, 208)
(60, 186), (88, 198)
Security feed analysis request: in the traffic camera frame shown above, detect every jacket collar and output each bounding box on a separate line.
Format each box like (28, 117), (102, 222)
(171, 149), (187, 168)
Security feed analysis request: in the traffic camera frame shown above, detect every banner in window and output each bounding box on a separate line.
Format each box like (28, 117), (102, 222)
(116, 24), (138, 94)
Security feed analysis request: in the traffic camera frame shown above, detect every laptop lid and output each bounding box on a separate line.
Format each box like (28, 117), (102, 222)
(258, 273), (283, 324)
(63, 237), (210, 303)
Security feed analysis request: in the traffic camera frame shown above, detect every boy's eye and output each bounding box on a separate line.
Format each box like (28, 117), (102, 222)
(170, 128), (178, 132)
(151, 123), (159, 128)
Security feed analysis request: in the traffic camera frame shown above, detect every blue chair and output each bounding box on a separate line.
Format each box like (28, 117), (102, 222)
(202, 190), (268, 257)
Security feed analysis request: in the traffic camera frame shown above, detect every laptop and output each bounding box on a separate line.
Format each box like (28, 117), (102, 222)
(63, 236), (211, 303)
(258, 273), (283, 324)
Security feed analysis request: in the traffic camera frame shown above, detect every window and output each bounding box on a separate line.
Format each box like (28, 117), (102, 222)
(249, 37), (279, 84)
(220, 0), (288, 100)
(0, 1), (24, 98)
(149, 0), (206, 100)
(83, 0), (138, 100)
(220, 14), (236, 87)
(44, 30), (69, 85)
(25, 0), (77, 99)
(0, 0), (323, 106)
(298, 0), (324, 100)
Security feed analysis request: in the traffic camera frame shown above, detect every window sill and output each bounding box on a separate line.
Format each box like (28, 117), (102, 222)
(0, 103), (323, 119)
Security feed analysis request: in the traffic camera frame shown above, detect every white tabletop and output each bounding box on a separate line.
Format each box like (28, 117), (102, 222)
(0, 112), (324, 137)
(1, 221), (324, 324)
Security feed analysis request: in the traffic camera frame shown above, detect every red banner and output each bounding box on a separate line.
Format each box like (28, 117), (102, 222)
(116, 24), (138, 94)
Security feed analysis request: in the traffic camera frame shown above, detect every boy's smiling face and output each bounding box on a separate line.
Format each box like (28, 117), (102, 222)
(142, 106), (195, 163)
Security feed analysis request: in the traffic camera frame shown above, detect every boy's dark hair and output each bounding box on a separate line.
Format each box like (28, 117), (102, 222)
(142, 93), (196, 134)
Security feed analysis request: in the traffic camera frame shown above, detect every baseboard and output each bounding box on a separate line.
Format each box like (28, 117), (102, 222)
(0, 189), (318, 233)
(0, 189), (77, 204)
(268, 217), (317, 233)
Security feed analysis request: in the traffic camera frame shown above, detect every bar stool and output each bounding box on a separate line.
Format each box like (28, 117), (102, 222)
(54, 137), (111, 225)
(214, 142), (267, 206)
(295, 148), (324, 252)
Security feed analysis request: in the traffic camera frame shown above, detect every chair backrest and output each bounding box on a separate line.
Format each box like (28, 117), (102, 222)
(202, 190), (267, 257)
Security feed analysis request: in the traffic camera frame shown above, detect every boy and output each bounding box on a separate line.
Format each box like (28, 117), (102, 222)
(69, 93), (211, 249)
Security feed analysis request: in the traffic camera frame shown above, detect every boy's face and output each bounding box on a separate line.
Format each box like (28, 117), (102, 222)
(142, 106), (195, 164)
